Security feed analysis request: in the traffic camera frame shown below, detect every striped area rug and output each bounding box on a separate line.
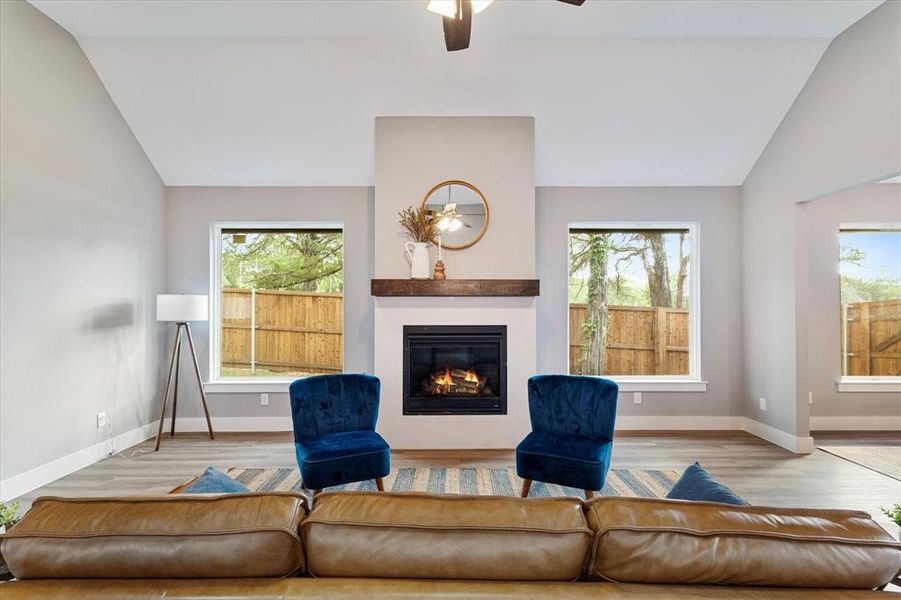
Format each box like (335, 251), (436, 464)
(221, 466), (681, 499)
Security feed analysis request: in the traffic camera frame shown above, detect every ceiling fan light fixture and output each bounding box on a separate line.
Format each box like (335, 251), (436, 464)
(431, 0), (579, 52)
(428, 0), (493, 19)
(426, 0), (457, 19)
(438, 216), (463, 232)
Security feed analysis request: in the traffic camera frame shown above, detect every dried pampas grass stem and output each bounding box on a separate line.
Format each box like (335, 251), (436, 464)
(398, 206), (437, 244)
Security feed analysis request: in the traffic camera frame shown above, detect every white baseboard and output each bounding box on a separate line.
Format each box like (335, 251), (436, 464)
(0, 421), (157, 502)
(743, 418), (815, 454)
(810, 415), (901, 431)
(162, 416), (293, 432)
(616, 416), (745, 430)
(0, 417), (291, 501)
(618, 416), (815, 454)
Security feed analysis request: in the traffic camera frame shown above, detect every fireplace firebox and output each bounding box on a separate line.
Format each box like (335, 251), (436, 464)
(403, 325), (507, 415)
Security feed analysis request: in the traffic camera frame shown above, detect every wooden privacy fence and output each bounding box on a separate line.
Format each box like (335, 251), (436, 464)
(842, 298), (901, 377)
(569, 304), (689, 376)
(222, 288), (343, 375)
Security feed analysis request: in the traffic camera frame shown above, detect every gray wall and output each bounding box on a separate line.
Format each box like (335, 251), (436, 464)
(165, 187), (374, 419)
(536, 187), (744, 417)
(802, 183), (901, 420)
(374, 117), (535, 279)
(0, 1), (166, 481)
(741, 0), (901, 439)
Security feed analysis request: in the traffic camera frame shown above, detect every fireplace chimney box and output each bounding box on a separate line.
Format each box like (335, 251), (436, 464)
(403, 325), (507, 415)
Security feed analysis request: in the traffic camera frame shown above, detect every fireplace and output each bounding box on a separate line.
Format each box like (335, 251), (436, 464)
(403, 325), (507, 415)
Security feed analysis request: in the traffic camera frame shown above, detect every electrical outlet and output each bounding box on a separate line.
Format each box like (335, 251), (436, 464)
(634, 392), (642, 404)
(260, 393), (269, 406)
(759, 397), (767, 412)
(808, 391), (814, 405)
(96, 411), (109, 429)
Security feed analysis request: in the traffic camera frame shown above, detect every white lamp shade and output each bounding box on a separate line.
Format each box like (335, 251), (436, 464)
(157, 294), (208, 322)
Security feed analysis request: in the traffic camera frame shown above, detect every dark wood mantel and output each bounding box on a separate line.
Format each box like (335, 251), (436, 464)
(371, 279), (539, 297)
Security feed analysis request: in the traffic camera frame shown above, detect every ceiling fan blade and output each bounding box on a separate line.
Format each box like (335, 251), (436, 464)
(442, 0), (472, 51)
(557, 0), (586, 5)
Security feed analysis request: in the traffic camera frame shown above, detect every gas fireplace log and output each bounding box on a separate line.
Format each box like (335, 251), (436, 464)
(424, 368), (488, 395)
(426, 383), (482, 395)
(430, 373), (483, 388)
(445, 375), (480, 388)
(427, 374), (475, 386)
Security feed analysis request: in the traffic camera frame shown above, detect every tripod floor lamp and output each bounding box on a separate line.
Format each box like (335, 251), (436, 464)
(155, 294), (214, 451)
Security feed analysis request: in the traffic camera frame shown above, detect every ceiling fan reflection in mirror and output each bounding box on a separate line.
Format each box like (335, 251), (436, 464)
(426, 0), (586, 52)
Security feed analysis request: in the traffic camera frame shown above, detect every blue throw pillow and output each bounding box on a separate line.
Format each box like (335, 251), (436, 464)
(182, 467), (249, 494)
(666, 462), (747, 505)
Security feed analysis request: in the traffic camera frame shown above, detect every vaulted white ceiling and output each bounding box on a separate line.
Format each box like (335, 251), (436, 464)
(29, 0), (883, 187)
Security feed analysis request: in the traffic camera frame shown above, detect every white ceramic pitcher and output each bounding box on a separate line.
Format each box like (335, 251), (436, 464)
(404, 241), (431, 279)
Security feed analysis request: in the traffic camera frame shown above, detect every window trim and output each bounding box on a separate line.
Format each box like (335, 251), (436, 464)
(567, 221), (705, 392)
(836, 377), (901, 393)
(837, 222), (901, 392)
(207, 221), (345, 391)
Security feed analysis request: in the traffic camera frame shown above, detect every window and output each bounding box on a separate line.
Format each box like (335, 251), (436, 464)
(839, 225), (900, 384)
(210, 224), (343, 384)
(568, 223), (701, 387)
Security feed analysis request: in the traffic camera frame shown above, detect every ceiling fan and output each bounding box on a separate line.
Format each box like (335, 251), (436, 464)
(427, 0), (586, 52)
(433, 203), (472, 232)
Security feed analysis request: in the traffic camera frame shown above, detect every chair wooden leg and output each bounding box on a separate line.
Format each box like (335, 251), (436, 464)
(520, 479), (532, 498)
(584, 489), (594, 499)
(375, 478), (385, 492)
(312, 489), (322, 497)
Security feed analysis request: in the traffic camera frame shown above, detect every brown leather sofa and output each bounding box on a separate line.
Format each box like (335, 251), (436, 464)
(1, 491), (899, 599)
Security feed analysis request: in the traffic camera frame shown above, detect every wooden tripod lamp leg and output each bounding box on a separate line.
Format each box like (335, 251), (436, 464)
(185, 323), (214, 440)
(155, 324), (182, 452)
(170, 332), (181, 437)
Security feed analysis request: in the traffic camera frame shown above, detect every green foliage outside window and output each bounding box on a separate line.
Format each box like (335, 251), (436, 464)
(221, 232), (343, 292)
(839, 233), (900, 303)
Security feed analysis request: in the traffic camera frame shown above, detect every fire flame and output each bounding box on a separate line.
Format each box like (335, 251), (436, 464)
(435, 367), (452, 386)
(432, 367), (482, 394)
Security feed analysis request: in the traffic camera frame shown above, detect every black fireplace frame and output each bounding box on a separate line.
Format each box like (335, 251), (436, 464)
(402, 325), (507, 416)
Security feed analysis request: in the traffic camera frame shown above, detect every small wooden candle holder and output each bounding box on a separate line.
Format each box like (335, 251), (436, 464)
(433, 260), (446, 280)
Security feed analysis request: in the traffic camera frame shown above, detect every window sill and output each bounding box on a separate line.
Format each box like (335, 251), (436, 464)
(608, 379), (708, 393)
(204, 380), (293, 394)
(836, 377), (901, 393)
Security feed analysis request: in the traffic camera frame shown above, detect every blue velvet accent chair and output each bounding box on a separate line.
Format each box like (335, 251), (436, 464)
(516, 375), (618, 499)
(289, 374), (390, 494)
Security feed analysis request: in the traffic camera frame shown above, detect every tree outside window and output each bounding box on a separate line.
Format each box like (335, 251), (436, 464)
(839, 228), (900, 378)
(569, 227), (693, 377)
(218, 229), (344, 379)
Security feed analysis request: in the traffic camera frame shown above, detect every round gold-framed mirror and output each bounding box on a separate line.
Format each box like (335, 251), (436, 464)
(421, 180), (489, 250)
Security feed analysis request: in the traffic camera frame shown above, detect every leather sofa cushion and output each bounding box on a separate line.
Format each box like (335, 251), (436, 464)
(584, 497), (901, 589)
(0, 578), (895, 599)
(0, 493), (307, 579)
(302, 492), (592, 581)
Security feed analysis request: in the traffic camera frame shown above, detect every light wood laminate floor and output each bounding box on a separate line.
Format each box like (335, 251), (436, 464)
(12, 431), (901, 535)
